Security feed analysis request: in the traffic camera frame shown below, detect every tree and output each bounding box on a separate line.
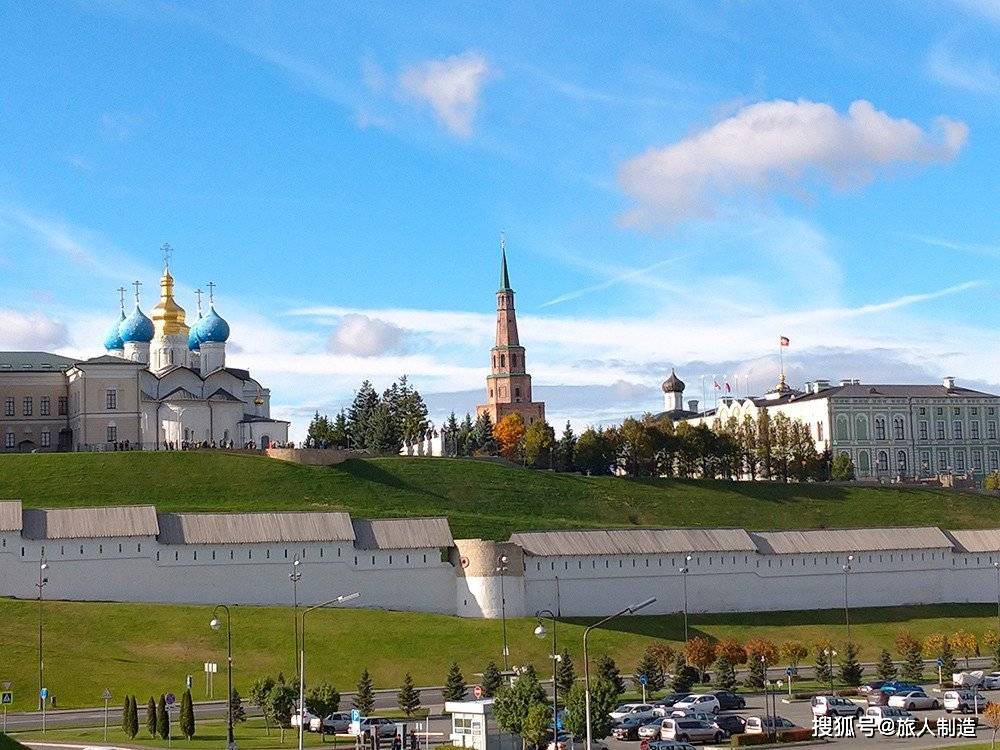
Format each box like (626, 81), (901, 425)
(482, 662), (503, 698)
(952, 630), (979, 669)
(983, 702), (1000, 750)
(180, 689), (195, 740)
(670, 654), (699, 694)
(443, 662), (468, 702)
(564, 680), (616, 741)
(306, 411), (332, 447)
(346, 380), (379, 449)
(354, 669), (376, 715)
(984, 630), (1000, 670)
(397, 673), (421, 717)
(306, 683), (340, 720)
(394, 376), (429, 444)
(814, 643), (833, 688)
(522, 420), (556, 469)
(924, 634), (957, 681)
(522, 703), (552, 749)
(780, 641), (808, 671)
(647, 643), (676, 675)
(146, 696), (158, 737)
(366, 400), (402, 454)
(267, 682), (297, 743)
(555, 650), (576, 696)
(230, 688), (247, 724)
(831, 452), (855, 481)
(470, 412), (497, 455)
(249, 676), (277, 735)
(574, 428), (615, 475)
(634, 647), (666, 693)
(896, 631), (924, 683)
(715, 638), (748, 667)
(875, 649), (898, 681)
(555, 422), (576, 472)
(156, 695), (169, 740)
(122, 697), (131, 736)
(127, 696), (139, 740)
(493, 669), (547, 739)
(494, 413), (526, 461)
(684, 637), (716, 682)
(712, 654), (737, 692)
(595, 655), (625, 696)
(839, 642), (864, 687)
(987, 473), (1000, 492)
(331, 410), (349, 448)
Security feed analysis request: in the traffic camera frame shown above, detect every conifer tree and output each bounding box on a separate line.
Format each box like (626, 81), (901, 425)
(128, 695), (139, 739)
(365, 400), (402, 453)
(180, 689), (195, 739)
(331, 411), (349, 448)
(121, 697), (131, 736)
(346, 381), (379, 448)
(458, 413), (474, 456)
(670, 654), (698, 694)
(875, 649), (898, 681)
(634, 648), (666, 693)
(712, 654), (738, 692)
(481, 661), (503, 698)
(839, 642), (864, 687)
(157, 695), (169, 740)
(146, 696), (158, 737)
(745, 655), (766, 690)
(595, 655), (625, 696)
(230, 688), (247, 723)
(353, 669), (375, 715)
(556, 421), (577, 472)
(397, 673), (421, 717)
(555, 650), (576, 696)
(442, 662), (467, 702)
(814, 645), (833, 688)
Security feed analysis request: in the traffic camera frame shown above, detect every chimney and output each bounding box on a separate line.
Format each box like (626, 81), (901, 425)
(815, 379), (830, 391)
(943, 376), (956, 389)
(805, 380), (816, 394)
(688, 399), (699, 413)
(839, 379), (852, 386)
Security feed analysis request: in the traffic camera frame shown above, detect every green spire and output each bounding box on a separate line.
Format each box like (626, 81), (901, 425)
(498, 233), (512, 291)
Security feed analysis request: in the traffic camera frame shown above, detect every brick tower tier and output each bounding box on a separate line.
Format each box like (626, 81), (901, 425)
(476, 241), (546, 427)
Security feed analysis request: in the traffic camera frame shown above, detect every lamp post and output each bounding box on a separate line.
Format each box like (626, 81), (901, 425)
(823, 648), (837, 693)
(994, 563), (1000, 639)
(298, 593), (360, 750)
(496, 554), (510, 670)
(210, 605), (236, 750)
(534, 611), (560, 750)
(584, 598), (656, 750)
(289, 559), (302, 678)
(760, 655), (770, 741)
(842, 555), (854, 643)
(679, 555), (692, 642)
(37, 560), (48, 713)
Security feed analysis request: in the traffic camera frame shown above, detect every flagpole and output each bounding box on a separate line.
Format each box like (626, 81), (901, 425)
(778, 339), (785, 381)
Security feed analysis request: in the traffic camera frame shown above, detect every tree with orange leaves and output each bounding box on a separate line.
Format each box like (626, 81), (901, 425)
(714, 638), (748, 666)
(684, 637), (717, 682)
(493, 412), (526, 460)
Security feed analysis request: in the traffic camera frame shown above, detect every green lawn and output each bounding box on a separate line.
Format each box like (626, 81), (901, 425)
(0, 452), (997, 539)
(0, 598), (996, 712)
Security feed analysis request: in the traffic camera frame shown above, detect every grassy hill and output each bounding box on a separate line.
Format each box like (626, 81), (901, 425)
(0, 452), (998, 538)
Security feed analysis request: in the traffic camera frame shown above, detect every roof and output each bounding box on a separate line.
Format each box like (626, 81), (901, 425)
(0, 351), (76, 372)
(240, 414), (289, 424)
(945, 529), (1000, 553)
(74, 355), (142, 366)
(0, 500), (23, 531)
(499, 247), (511, 291)
(766, 383), (998, 405)
(21, 506), (159, 540)
(509, 528), (757, 556)
(223, 367), (251, 381)
(352, 517), (454, 550)
(208, 388), (242, 402)
(751, 527), (952, 555)
(156, 511), (355, 545)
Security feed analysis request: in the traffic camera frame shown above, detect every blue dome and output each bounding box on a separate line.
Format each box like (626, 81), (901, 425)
(197, 306), (230, 344)
(119, 305), (154, 343)
(104, 312), (126, 351)
(188, 312), (203, 351)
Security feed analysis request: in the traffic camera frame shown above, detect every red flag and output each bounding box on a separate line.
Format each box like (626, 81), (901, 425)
(779, 336), (790, 347)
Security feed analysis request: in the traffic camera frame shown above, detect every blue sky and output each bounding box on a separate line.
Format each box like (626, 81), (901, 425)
(1, 1), (999, 439)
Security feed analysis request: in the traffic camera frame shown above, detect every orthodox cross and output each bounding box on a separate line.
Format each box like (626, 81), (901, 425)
(132, 280), (142, 305)
(117, 286), (127, 314)
(207, 281), (216, 305)
(500, 231), (506, 253)
(161, 242), (173, 270)
(195, 288), (204, 315)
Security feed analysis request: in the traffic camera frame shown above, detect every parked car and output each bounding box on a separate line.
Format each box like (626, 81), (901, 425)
(356, 718), (398, 738)
(612, 716), (647, 740)
(858, 681), (887, 695)
(710, 691), (746, 711)
(865, 706), (913, 724)
(944, 690), (991, 714)
(291, 709), (318, 728)
(548, 732), (608, 750)
(712, 714), (747, 736)
(659, 718), (724, 744)
(653, 694), (693, 711)
(672, 695), (721, 714)
(811, 695), (863, 718)
(639, 719), (669, 740)
(866, 690), (891, 707)
(610, 703), (657, 721)
(744, 716), (797, 735)
(984, 673), (1000, 690)
(888, 691), (939, 711)
(648, 742), (698, 750)
(313, 712), (352, 734)
(668, 710), (715, 724)
(880, 681), (922, 695)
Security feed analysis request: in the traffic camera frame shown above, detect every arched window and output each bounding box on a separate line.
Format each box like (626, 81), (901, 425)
(893, 417), (905, 440)
(856, 415), (869, 441)
(857, 451), (871, 475)
(897, 450), (908, 475)
(877, 450), (889, 472)
(875, 418), (886, 440)
(500, 354), (505, 367)
(510, 353), (517, 368)
(835, 414), (849, 440)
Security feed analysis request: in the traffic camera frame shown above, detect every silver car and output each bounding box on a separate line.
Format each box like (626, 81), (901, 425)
(660, 718), (724, 745)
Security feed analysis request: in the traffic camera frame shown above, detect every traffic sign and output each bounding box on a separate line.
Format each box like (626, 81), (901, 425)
(638, 674), (648, 686)
(936, 657), (944, 667)
(1, 692), (12, 705)
(785, 667), (794, 676)
(473, 685), (483, 700)
(39, 688), (48, 700)
(165, 693), (176, 706)
(351, 709), (361, 722)
(102, 689), (112, 701)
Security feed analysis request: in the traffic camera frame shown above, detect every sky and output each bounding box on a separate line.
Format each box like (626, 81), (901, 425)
(1, 1), (999, 441)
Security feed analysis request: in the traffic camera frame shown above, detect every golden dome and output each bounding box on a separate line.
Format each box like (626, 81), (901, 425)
(151, 268), (190, 337)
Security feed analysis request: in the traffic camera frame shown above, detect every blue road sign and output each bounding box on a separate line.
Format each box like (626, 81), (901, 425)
(638, 675), (648, 686)
(39, 688), (48, 700)
(165, 693), (176, 706)
(1, 692), (13, 705)
(351, 709), (361, 722)
(936, 658), (944, 667)
(556, 717), (564, 731)
(785, 667), (794, 676)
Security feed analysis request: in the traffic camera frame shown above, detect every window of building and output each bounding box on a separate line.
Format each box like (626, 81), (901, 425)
(836, 414), (849, 440)
(514, 387), (520, 398)
(972, 422), (981, 439)
(954, 421), (963, 439)
(106, 425), (117, 443)
(938, 451), (949, 471)
(990, 450), (999, 471)
(893, 417), (904, 440)
(990, 407), (997, 416)
(956, 451), (966, 471)
(858, 451), (871, 475)
(919, 406), (927, 416)
(817, 422), (824, 441)
(58, 396), (68, 415)
(3, 398), (13, 416)
(955, 407), (961, 416)
(106, 390), (117, 410)
(877, 451), (888, 472)
(919, 451), (930, 474)
(973, 407), (980, 416)
(875, 418), (886, 440)
(897, 450), (907, 475)
(855, 415), (868, 440)
(511, 353), (517, 368)
(500, 354), (505, 367)
(40, 431), (50, 448)
(937, 407), (944, 416)
(973, 451), (983, 471)
(4, 433), (14, 449)
(40, 396), (50, 416)
(919, 421), (928, 440)
(936, 422), (946, 440)
(23, 397), (32, 416)
(989, 422), (998, 440)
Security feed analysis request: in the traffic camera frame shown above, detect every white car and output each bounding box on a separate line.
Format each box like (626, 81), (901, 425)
(811, 695), (862, 718)
(887, 691), (939, 711)
(984, 672), (1000, 690)
(944, 690), (991, 714)
(291, 709), (318, 728)
(672, 695), (721, 714)
(865, 706), (912, 724)
(355, 717), (399, 738)
(610, 703), (657, 721)
(669, 710), (715, 723)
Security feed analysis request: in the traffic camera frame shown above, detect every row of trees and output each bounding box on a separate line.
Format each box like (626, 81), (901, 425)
(306, 376), (430, 453)
(119, 691), (196, 741)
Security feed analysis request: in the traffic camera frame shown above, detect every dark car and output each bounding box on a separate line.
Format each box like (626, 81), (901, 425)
(712, 715), (747, 736)
(710, 691), (746, 711)
(612, 716), (645, 740)
(654, 694), (692, 710)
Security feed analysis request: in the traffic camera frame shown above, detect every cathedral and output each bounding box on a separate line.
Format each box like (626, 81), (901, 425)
(476, 238), (545, 426)
(0, 247), (288, 452)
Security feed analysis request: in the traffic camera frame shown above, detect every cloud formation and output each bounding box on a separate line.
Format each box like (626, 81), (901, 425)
(399, 52), (491, 137)
(327, 313), (406, 357)
(0, 309), (69, 349)
(618, 99), (969, 227)
(927, 43), (1000, 95)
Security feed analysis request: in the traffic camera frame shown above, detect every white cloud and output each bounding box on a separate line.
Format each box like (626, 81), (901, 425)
(618, 99), (969, 227)
(927, 43), (1000, 95)
(327, 313), (407, 357)
(0, 309), (69, 349)
(399, 52), (492, 138)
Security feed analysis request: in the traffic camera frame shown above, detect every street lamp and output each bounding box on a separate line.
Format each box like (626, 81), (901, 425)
(842, 555), (854, 643)
(37, 560), (48, 713)
(535, 611), (560, 750)
(679, 555), (693, 642)
(496, 554), (510, 670)
(289, 559), (302, 678)
(823, 648), (837, 693)
(298, 593), (360, 750)
(210, 605), (237, 750)
(584, 598), (656, 750)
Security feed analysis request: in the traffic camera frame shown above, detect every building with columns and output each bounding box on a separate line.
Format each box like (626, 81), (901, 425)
(476, 240), (545, 427)
(0, 247), (288, 452)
